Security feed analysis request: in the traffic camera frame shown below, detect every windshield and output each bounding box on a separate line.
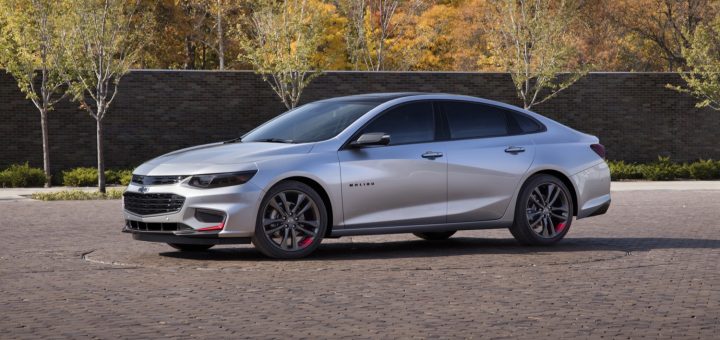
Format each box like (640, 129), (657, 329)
(241, 101), (378, 143)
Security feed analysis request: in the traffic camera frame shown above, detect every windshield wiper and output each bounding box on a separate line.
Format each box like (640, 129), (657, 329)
(223, 137), (243, 144)
(254, 138), (295, 144)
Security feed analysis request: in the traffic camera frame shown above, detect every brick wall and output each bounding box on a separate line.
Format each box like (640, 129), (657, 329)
(1, 70), (718, 173)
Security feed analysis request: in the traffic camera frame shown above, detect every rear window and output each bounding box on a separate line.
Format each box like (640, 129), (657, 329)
(510, 111), (544, 133)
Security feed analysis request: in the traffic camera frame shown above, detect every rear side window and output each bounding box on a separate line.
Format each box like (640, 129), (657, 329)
(511, 111), (544, 133)
(441, 101), (509, 139)
(361, 102), (435, 145)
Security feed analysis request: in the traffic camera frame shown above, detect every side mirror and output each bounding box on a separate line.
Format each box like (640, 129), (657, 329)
(350, 132), (391, 147)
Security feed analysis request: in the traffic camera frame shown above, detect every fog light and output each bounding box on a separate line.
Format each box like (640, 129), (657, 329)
(195, 209), (225, 223)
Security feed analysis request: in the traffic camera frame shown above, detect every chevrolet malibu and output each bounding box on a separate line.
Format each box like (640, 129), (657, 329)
(123, 93), (611, 259)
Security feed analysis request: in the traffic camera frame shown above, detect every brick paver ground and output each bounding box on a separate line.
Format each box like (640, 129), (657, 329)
(1, 190), (718, 339)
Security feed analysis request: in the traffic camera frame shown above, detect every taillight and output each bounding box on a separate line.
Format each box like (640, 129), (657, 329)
(590, 144), (606, 159)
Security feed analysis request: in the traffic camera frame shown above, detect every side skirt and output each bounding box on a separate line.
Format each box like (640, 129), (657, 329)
(330, 220), (512, 237)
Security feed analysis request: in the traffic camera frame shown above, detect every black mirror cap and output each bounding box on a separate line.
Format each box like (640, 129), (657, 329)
(350, 132), (391, 147)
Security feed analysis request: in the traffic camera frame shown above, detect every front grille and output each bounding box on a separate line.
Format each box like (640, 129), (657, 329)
(123, 192), (185, 216)
(131, 174), (187, 185)
(125, 220), (192, 232)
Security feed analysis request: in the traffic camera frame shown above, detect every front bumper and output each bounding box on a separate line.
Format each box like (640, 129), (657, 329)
(123, 227), (251, 245)
(122, 179), (265, 238)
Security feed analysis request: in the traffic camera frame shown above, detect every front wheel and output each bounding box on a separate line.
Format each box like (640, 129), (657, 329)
(167, 243), (214, 252)
(509, 174), (574, 245)
(252, 181), (328, 259)
(413, 231), (456, 240)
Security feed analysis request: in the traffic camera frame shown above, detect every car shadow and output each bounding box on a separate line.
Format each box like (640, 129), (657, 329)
(158, 237), (720, 262)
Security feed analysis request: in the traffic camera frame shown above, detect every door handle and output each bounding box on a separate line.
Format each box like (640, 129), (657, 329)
(504, 146), (525, 154)
(421, 151), (444, 159)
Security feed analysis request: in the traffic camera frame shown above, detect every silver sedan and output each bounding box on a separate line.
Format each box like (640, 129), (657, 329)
(123, 93), (611, 259)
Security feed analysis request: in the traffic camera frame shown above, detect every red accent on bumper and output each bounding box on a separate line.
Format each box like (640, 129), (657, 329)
(197, 222), (225, 232)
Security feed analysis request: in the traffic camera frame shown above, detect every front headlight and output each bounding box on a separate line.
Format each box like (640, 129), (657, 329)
(187, 171), (257, 189)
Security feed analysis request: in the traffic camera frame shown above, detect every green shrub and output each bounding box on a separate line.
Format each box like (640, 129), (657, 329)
(609, 157), (719, 181)
(688, 159), (720, 180)
(31, 189), (124, 201)
(0, 163), (46, 188)
(62, 167), (133, 186)
(638, 156), (690, 181)
(105, 169), (119, 184)
(108, 169), (133, 186)
(62, 167), (98, 187)
(608, 161), (643, 180)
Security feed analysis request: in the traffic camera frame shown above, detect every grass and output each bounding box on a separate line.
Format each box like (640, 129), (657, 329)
(31, 189), (124, 201)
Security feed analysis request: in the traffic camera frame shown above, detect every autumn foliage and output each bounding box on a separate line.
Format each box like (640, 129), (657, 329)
(121, 0), (720, 73)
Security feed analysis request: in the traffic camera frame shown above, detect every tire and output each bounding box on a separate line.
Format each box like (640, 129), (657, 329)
(413, 231), (456, 240)
(252, 180), (328, 259)
(509, 174), (574, 246)
(167, 243), (214, 251)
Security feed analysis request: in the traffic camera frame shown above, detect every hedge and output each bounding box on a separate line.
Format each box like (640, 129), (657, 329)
(608, 157), (720, 181)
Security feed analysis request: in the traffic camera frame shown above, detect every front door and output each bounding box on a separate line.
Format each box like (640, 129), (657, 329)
(338, 101), (447, 228)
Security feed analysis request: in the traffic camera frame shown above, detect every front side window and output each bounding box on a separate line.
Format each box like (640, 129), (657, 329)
(441, 101), (511, 139)
(242, 101), (378, 143)
(360, 102), (435, 145)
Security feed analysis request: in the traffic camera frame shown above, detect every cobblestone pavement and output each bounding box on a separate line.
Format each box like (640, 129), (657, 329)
(1, 190), (719, 339)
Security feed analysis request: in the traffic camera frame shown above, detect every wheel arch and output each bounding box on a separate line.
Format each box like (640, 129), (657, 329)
(282, 176), (335, 237)
(524, 169), (579, 216)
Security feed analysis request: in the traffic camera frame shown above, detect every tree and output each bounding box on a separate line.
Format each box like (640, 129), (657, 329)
(309, 0), (348, 70)
(142, 0), (247, 70)
(238, 0), (333, 109)
(613, 0), (716, 71)
(62, 0), (148, 192)
(203, 0), (249, 70)
(0, 0), (67, 187)
(176, 0), (210, 69)
(360, 0), (400, 70)
(212, 0), (227, 70)
(395, 3), (456, 71)
(444, 0), (493, 71)
(484, 0), (588, 109)
(670, 14), (720, 110)
(339, 0), (427, 71)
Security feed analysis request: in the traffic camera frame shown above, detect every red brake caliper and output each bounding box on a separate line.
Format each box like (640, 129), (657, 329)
(299, 237), (313, 248)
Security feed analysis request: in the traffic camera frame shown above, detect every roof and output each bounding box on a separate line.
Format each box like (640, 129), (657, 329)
(318, 92), (431, 103)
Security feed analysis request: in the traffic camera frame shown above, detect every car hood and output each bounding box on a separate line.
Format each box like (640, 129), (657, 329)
(134, 142), (315, 176)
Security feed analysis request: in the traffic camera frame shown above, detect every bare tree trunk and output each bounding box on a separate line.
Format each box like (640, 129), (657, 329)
(96, 119), (106, 193)
(40, 109), (51, 187)
(185, 36), (196, 69)
(201, 44), (207, 68)
(217, 0), (225, 70)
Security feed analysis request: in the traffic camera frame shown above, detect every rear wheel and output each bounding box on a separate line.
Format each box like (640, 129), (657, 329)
(167, 243), (214, 252)
(413, 231), (456, 241)
(252, 181), (327, 259)
(509, 174), (574, 245)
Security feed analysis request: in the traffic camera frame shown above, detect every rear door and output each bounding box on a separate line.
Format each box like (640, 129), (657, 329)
(439, 101), (537, 222)
(338, 101), (447, 228)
